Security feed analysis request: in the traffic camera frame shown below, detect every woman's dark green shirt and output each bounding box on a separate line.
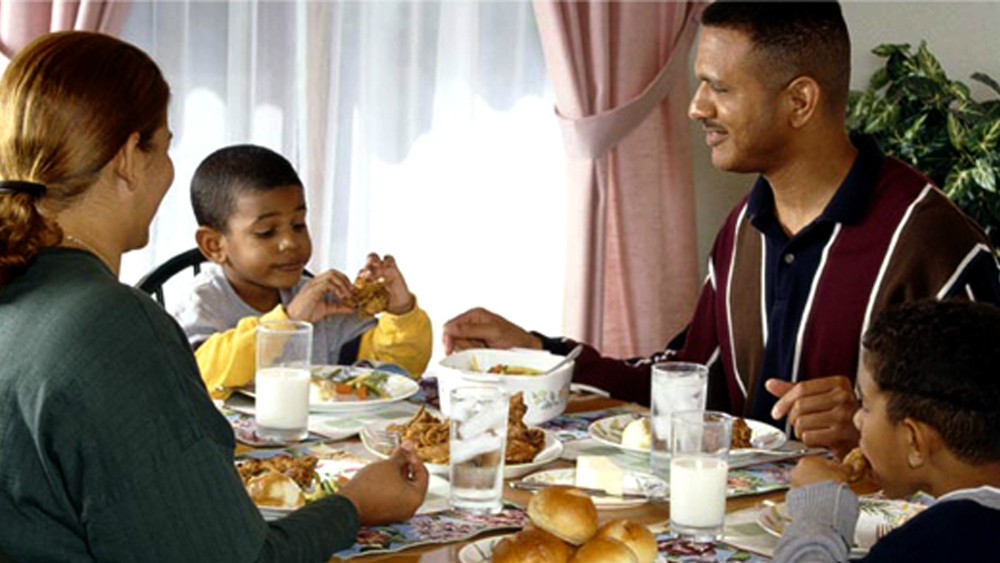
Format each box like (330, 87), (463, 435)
(0, 249), (357, 562)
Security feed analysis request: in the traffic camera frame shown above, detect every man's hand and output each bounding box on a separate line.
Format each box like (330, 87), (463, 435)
(790, 456), (850, 489)
(285, 270), (355, 322)
(338, 441), (429, 526)
(358, 253), (414, 315)
(442, 307), (541, 354)
(766, 376), (859, 459)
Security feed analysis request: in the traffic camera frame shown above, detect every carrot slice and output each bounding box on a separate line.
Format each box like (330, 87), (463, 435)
(357, 386), (368, 400)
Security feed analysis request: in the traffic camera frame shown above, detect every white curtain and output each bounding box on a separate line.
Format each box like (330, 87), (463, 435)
(119, 1), (567, 365)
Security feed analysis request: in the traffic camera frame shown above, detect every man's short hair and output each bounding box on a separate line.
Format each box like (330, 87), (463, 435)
(190, 144), (303, 231)
(863, 300), (1000, 465)
(701, 0), (851, 113)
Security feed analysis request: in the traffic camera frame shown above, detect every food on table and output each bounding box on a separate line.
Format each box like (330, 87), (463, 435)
(575, 455), (624, 497)
(350, 275), (390, 316)
(593, 520), (657, 563)
(310, 369), (389, 402)
(238, 454), (319, 489)
(569, 537), (637, 563)
(509, 486), (655, 562)
(245, 470), (306, 508)
(731, 416), (754, 449)
(842, 447), (872, 483)
(620, 417), (651, 450)
(386, 392), (544, 465)
(619, 416), (754, 450)
(467, 354), (543, 376)
(237, 453), (354, 508)
(492, 527), (575, 563)
(526, 486), (598, 546)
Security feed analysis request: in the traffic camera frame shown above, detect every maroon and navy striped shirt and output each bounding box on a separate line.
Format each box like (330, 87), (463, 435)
(540, 136), (1000, 428)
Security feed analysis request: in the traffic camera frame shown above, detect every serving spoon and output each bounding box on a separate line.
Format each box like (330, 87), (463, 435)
(543, 343), (583, 375)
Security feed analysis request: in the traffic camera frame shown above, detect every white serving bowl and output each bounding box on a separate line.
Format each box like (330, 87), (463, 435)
(436, 348), (574, 425)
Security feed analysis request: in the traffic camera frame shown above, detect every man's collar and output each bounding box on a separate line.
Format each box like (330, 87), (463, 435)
(746, 134), (885, 227)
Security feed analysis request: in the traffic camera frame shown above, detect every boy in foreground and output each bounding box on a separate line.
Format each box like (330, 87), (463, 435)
(776, 300), (1000, 561)
(174, 145), (432, 398)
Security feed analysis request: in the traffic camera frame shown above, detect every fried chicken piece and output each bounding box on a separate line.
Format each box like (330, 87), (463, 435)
(731, 417), (753, 449)
(842, 447), (871, 483)
(417, 442), (450, 464)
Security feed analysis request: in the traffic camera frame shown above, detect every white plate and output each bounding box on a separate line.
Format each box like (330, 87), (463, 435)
(238, 365), (420, 414)
(458, 534), (513, 563)
(519, 468), (666, 509)
(756, 496), (929, 555)
(361, 419), (563, 479)
(588, 414), (786, 456)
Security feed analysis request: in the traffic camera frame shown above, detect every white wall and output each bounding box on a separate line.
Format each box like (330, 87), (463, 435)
(689, 2), (1000, 275)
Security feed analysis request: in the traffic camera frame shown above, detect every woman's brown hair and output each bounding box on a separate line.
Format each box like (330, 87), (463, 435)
(0, 31), (170, 288)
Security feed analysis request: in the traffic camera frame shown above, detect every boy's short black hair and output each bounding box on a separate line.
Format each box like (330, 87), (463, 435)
(700, 0), (851, 113)
(863, 300), (1000, 465)
(191, 144), (303, 231)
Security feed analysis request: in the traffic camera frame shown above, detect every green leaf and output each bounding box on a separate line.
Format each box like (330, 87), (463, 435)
(972, 158), (997, 193)
(872, 43), (911, 58)
(869, 67), (890, 91)
(976, 119), (1000, 153)
(915, 41), (946, 81)
(971, 72), (1000, 97)
(948, 112), (968, 151)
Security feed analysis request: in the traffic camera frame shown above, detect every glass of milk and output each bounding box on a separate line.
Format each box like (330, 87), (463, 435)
(448, 386), (509, 514)
(650, 362), (708, 480)
(255, 319), (313, 442)
(669, 410), (733, 543)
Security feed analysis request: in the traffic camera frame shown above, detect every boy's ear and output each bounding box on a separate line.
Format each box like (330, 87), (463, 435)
(196, 226), (227, 264)
(903, 418), (937, 470)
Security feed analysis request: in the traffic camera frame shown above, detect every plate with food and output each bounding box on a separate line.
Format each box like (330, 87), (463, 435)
(756, 494), (930, 555)
(588, 413), (786, 456)
(237, 451), (366, 521)
(237, 365), (419, 414)
(361, 394), (563, 479)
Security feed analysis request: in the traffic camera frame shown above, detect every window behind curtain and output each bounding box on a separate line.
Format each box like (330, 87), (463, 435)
(119, 1), (567, 368)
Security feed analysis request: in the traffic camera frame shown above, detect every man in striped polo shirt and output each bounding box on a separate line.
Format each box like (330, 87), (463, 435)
(443, 1), (1000, 458)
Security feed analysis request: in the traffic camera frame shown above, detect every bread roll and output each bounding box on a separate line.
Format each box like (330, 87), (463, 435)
(246, 470), (305, 508)
(527, 487), (598, 546)
(594, 520), (657, 563)
(569, 537), (638, 563)
(492, 527), (575, 563)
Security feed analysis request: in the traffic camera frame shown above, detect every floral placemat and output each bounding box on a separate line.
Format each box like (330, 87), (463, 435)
(334, 506), (529, 559)
(656, 533), (772, 563)
(225, 410), (330, 447)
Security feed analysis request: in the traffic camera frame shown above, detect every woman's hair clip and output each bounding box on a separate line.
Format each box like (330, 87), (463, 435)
(0, 180), (46, 197)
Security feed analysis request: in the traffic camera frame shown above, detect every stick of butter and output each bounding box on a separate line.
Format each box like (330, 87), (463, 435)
(575, 455), (624, 497)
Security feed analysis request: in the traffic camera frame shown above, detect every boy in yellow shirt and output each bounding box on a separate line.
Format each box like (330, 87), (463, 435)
(173, 144), (432, 398)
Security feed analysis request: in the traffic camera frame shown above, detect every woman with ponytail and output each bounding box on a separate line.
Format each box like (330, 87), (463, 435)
(0, 32), (426, 562)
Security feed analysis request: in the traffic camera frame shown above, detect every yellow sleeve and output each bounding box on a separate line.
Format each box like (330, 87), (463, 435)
(196, 305), (289, 400)
(357, 296), (433, 378)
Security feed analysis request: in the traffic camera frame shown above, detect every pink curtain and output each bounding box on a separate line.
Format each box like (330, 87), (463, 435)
(532, 0), (703, 357)
(0, 0), (129, 69)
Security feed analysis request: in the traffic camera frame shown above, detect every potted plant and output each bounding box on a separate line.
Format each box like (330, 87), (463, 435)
(848, 41), (1000, 248)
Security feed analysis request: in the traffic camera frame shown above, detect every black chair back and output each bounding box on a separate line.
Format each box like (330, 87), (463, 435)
(135, 248), (207, 306)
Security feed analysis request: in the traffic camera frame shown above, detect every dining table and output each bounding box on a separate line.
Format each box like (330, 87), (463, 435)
(231, 386), (878, 563)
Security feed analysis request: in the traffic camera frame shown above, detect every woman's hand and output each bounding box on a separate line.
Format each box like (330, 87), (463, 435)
(442, 307), (541, 354)
(338, 441), (428, 526)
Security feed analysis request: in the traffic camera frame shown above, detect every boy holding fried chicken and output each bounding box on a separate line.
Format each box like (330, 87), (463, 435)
(174, 144), (432, 398)
(776, 300), (1000, 561)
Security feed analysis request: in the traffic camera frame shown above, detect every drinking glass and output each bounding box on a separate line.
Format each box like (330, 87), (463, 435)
(650, 362), (708, 480)
(255, 319), (313, 442)
(448, 386), (509, 514)
(669, 410), (733, 543)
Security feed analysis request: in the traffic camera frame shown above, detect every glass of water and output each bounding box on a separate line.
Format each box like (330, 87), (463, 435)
(255, 319), (313, 442)
(448, 386), (509, 514)
(669, 410), (733, 543)
(650, 362), (708, 480)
